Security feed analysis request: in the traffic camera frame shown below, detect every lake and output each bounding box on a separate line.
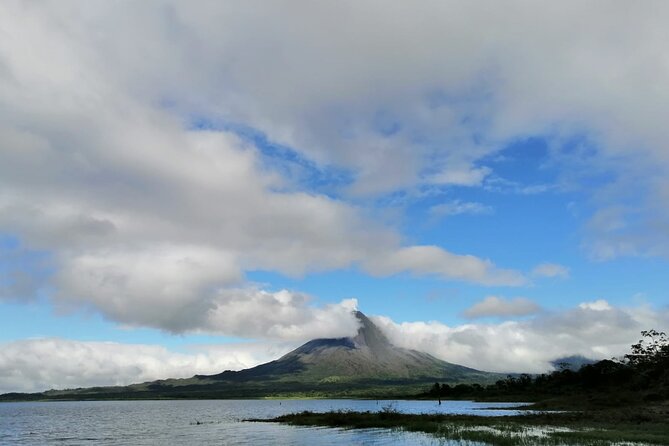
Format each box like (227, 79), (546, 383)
(0, 399), (530, 445)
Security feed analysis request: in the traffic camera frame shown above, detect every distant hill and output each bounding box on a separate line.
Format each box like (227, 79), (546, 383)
(550, 355), (597, 371)
(0, 311), (499, 401)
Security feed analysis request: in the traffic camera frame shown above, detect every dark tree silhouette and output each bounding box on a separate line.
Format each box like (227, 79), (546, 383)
(625, 330), (669, 367)
(422, 329), (668, 404)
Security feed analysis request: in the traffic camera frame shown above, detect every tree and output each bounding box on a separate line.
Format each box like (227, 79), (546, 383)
(625, 329), (669, 368)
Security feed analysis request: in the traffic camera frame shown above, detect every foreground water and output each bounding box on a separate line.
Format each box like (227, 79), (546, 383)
(0, 399), (530, 445)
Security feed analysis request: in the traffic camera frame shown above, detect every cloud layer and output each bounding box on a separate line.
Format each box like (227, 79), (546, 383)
(375, 300), (669, 373)
(1, 1), (669, 358)
(0, 338), (290, 394)
(463, 296), (541, 319)
(430, 200), (493, 217)
(1, 1), (534, 336)
(2, 299), (666, 393)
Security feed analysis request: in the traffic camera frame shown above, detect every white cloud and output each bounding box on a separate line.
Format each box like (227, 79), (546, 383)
(483, 177), (555, 195)
(579, 299), (612, 311)
(0, 0), (534, 336)
(582, 204), (669, 261)
(373, 300), (669, 373)
(0, 338), (292, 394)
(463, 295), (541, 319)
(6, 0), (668, 207)
(54, 246), (242, 332)
(430, 200), (493, 217)
(58, 268), (362, 339)
(428, 166), (492, 187)
(532, 263), (570, 279)
(1, 1), (668, 340)
(203, 292), (360, 341)
(363, 246), (526, 286)
(2, 299), (665, 393)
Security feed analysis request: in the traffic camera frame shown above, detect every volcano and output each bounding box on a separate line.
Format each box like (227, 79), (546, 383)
(0, 311), (498, 400)
(207, 311), (491, 385)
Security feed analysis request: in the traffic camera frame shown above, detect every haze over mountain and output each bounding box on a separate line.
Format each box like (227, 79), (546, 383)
(0, 312), (496, 400)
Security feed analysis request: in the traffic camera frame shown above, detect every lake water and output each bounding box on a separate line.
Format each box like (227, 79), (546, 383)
(0, 399), (530, 445)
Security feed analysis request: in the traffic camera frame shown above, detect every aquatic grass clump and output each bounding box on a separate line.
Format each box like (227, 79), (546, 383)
(431, 423), (612, 446)
(264, 410), (669, 445)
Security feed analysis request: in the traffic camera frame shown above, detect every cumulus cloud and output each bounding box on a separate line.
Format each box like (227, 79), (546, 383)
(428, 167), (492, 187)
(0, 0), (534, 336)
(579, 299), (612, 311)
(429, 200), (493, 217)
(58, 277), (362, 340)
(204, 292), (360, 340)
(1, 0), (669, 340)
(363, 246), (526, 286)
(463, 295), (541, 319)
(374, 300), (669, 373)
(0, 338), (292, 394)
(532, 263), (570, 279)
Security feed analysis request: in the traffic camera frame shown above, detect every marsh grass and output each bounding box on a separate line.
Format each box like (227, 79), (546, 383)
(257, 409), (669, 445)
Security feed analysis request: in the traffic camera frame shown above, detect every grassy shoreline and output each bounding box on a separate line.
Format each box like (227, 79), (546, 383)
(253, 405), (669, 445)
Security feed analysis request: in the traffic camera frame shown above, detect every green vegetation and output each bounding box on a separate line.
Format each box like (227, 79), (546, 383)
(421, 330), (669, 409)
(254, 330), (669, 445)
(263, 408), (669, 445)
(0, 379), (460, 402)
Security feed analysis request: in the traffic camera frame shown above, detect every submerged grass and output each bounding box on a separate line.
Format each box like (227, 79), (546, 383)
(255, 406), (669, 445)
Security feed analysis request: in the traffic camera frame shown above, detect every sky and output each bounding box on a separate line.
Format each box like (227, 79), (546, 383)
(1, 1), (668, 393)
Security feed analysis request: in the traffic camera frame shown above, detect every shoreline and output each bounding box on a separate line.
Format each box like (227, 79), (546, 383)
(253, 406), (669, 445)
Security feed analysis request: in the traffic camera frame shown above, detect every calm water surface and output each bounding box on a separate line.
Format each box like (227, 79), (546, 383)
(0, 399), (530, 445)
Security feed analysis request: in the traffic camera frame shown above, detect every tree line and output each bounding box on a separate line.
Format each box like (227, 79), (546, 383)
(425, 330), (669, 404)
